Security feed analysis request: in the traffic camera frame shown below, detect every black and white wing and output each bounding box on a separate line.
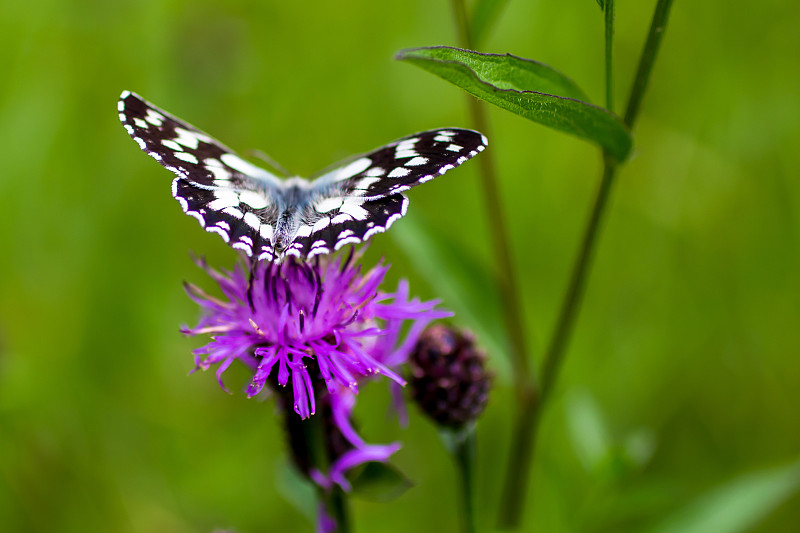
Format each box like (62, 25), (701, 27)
(282, 129), (488, 259)
(118, 91), (283, 261)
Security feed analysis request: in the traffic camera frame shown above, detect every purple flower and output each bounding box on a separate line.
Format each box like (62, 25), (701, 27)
(183, 252), (451, 419)
(309, 387), (401, 492)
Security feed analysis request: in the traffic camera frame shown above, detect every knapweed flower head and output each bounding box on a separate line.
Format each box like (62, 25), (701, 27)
(409, 324), (492, 428)
(183, 251), (451, 418)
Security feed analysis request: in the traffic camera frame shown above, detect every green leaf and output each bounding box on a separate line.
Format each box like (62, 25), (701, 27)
(644, 459), (800, 533)
(275, 460), (316, 525)
(596, 0), (605, 10)
(470, 0), (511, 48)
(396, 46), (632, 161)
(349, 462), (413, 503)
(390, 214), (511, 380)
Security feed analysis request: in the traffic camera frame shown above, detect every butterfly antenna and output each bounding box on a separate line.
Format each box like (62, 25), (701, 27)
(248, 149), (292, 177)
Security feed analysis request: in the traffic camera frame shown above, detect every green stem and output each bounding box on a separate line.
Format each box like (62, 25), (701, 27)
(624, 0), (675, 128)
(324, 486), (351, 533)
(453, 429), (478, 533)
(604, 0), (616, 112)
(539, 155), (617, 397)
(497, 0), (676, 529)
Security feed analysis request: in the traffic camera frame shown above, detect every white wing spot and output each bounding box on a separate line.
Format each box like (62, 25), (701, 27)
(388, 167), (411, 178)
(396, 139), (418, 154)
(446, 144), (463, 152)
(312, 217), (331, 232)
(364, 166), (386, 177)
(335, 236), (362, 250)
(174, 127), (208, 150)
(395, 150), (418, 159)
(232, 241), (253, 255)
(207, 226), (231, 242)
(260, 224), (273, 240)
(145, 109), (165, 126)
(123, 125), (134, 135)
(419, 175), (435, 183)
(207, 190), (241, 211)
(239, 190), (269, 209)
(222, 207), (244, 219)
(220, 153), (266, 177)
(162, 139), (183, 152)
(294, 225), (312, 238)
(175, 152), (199, 164)
(353, 177), (380, 190)
(405, 156), (429, 167)
(438, 164), (454, 175)
(243, 212), (261, 230)
(457, 156), (468, 164)
(133, 118), (148, 129)
(332, 213), (352, 224)
(315, 197), (344, 213)
(340, 200), (368, 220)
(363, 225), (385, 240)
(334, 158), (372, 181)
(208, 167), (232, 182)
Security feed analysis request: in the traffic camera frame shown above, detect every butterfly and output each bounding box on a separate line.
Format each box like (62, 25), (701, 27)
(118, 91), (487, 262)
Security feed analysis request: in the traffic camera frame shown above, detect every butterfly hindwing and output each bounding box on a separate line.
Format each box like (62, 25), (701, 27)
(281, 194), (409, 259)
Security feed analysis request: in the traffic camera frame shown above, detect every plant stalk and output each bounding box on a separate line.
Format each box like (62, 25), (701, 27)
(605, 0), (616, 112)
(325, 486), (351, 533)
(454, 429), (478, 533)
(497, 0), (675, 529)
(624, 0), (675, 128)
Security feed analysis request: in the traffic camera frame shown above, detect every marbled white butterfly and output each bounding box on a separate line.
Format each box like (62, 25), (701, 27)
(118, 91), (487, 261)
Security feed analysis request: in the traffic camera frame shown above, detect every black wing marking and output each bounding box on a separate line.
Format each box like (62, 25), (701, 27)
(311, 128), (487, 200)
(118, 91), (282, 260)
(281, 194), (409, 259)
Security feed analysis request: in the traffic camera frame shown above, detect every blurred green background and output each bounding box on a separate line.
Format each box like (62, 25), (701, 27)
(1, 1), (799, 532)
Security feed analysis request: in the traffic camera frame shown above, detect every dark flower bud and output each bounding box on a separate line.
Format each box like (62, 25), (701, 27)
(409, 324), (491, 428)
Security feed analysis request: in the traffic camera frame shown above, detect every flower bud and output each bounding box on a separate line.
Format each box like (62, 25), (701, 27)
(409, 324), (491, 428)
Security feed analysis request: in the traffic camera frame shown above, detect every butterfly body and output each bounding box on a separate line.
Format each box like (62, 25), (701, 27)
(118, 91), (487, 261)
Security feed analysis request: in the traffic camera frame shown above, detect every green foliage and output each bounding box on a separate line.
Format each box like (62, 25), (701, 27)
(349, 463), (414, 503)
(396, 46), (632, 161)
(1, 1), (799, 532)
(644, 460), (800, 533)
(470, 0), (511, 47)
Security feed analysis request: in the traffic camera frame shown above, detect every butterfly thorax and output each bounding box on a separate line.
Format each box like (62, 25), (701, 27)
(272, 178), (316, 254)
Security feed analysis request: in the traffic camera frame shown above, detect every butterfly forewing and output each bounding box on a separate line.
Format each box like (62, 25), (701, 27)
(119, 91), (487, 262)
(313, 129), (487, 200)
(119, 91), (283, 260)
